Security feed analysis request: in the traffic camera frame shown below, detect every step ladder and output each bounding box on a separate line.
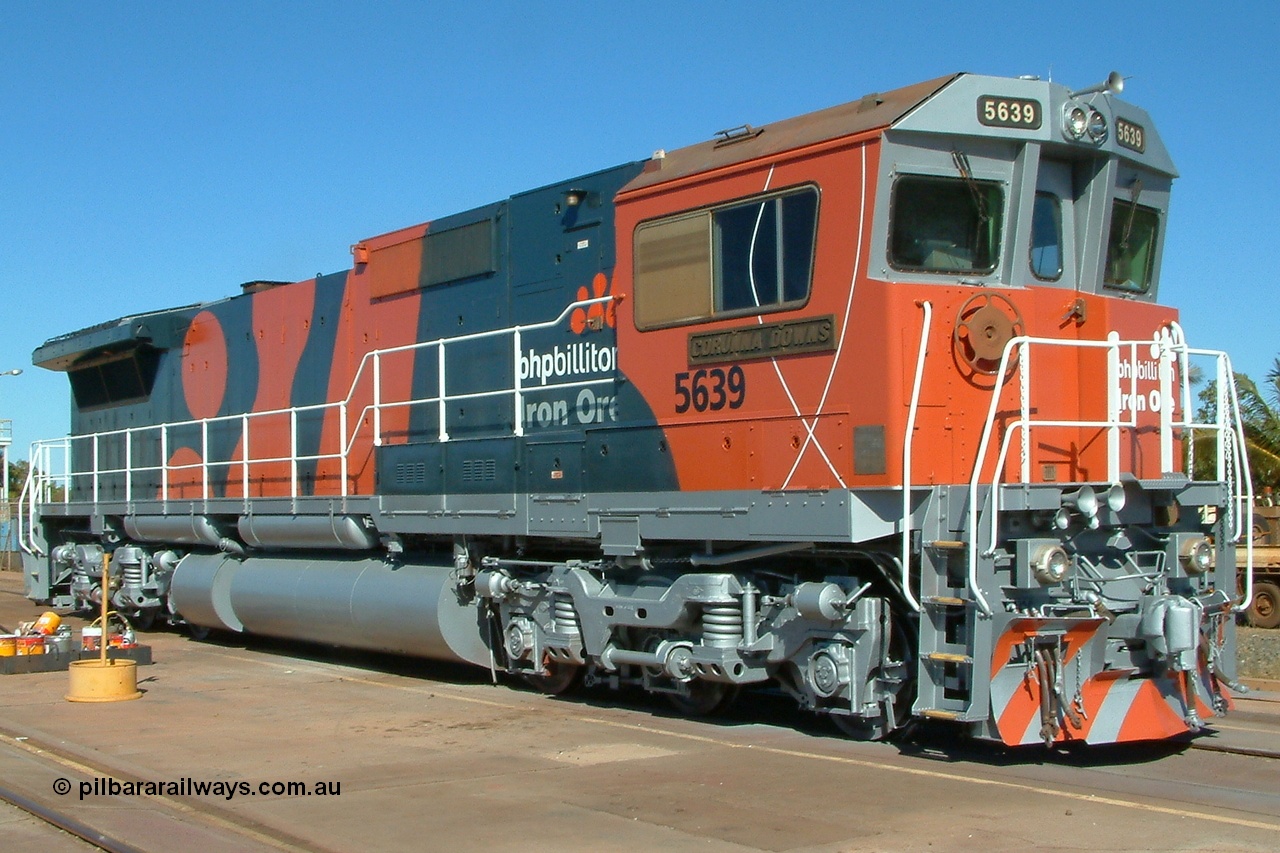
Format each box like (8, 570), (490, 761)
(911, 501), (996, 725)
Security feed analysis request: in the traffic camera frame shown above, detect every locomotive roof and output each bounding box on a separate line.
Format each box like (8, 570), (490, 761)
(621, 70), (1175, 195)
(621, 74), (960, 195)
(34, 304), (199, 371)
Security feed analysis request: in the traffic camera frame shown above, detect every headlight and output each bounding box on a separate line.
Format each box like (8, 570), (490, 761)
(1180, 537), (1214, 575)
(1087, 109), (1109, 143)
(1064, 105), (1088, 140)
(1032, 544), (1071, 585)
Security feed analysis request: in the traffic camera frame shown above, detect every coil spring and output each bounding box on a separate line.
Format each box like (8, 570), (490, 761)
(701, 602), (743, 647)
(552, 593), (581, 635)
(121, 558), (145, 587)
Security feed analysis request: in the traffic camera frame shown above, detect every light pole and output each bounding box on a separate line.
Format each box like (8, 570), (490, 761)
(1, 368), (21, 570)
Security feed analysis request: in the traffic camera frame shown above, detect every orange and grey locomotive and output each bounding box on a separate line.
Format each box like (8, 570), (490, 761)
(20, 72), (1256, 746)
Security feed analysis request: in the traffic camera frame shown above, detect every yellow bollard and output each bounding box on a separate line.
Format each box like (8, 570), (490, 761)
(66, 658), (143, 702)
(66, 553), (142, 703)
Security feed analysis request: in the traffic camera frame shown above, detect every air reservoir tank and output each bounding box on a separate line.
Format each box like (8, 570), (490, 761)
(169, 554), (491, 666)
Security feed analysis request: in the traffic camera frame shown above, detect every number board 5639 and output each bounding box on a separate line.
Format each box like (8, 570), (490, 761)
(976, 96), (1042, 130)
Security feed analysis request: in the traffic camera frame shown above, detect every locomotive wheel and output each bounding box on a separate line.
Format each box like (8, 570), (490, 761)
(1248, 581), (1280, 629)
(131, 610), (157, 631)
(667, 681), (740, 716)
(522, 662), (583, 696)
(185, 623), (211, 641)
(831, 713), (891, 741)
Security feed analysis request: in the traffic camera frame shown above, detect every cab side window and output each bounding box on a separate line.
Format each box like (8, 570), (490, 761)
(634, 186), (818, 329)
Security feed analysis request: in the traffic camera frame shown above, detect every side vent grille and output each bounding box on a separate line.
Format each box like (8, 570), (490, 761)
(395, 462), (427, 486)
(461, 458), (497, 482)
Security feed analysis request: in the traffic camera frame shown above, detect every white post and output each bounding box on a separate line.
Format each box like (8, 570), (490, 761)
(1158, 330), (1174, 475)
(1106, 332), (1121, 484)
(340, 403), (349, 497)
(438, 344), (449, 442)
(201, 419), (210, 503)
(161, 428), (169, 507)
(513, 327), (524, 438)
(1018, 339), (1031, 484)
(1216, 358), (1228, 482)
(125, 428), (133, 504)
(372, 352), (382, 447)
(290, 408), (299, 500)
(241, 416), (250, 503)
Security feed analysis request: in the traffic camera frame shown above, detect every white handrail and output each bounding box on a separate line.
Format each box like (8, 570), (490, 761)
(965, 328), (1253, 616)
(900, 300), (930, 613)
(21, 294), (619, 553)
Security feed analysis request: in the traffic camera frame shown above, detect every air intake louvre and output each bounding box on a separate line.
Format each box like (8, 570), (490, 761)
(461, 458), (497, 482)
(394, 462), (427, 485)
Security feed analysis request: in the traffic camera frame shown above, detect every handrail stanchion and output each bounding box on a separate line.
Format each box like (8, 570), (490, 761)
(124, 428), (133, 505)
(201, 419), (210, 504)
(1018, 339), (1030, 483)
(160, 428), (169, 509)
(1216, 358), (1229, 482)
(372, 352), (382, 446)
(512, 327), (524, 438)
(1106, 333), (1121, 484)
(1158, 330), (1174, 475)
(340, 403), (349, 498)
(438, 344), (449, 442)
(92, 434), (99, 507)
(290, 408), (299, 504)
(241, 415), (250, 506)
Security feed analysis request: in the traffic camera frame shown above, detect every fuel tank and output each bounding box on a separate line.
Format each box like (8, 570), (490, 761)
(169, 554), (491, 666)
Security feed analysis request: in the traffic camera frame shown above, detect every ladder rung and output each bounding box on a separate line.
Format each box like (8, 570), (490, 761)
(919, 708), (962, 720)
(923, 595), (967, 607)
(925, 652), (973, 664)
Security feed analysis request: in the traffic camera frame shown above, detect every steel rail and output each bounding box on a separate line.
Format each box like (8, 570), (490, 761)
(0, 781), (142, 853)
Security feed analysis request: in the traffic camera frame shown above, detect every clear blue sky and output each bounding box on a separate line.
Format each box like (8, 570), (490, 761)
(1, 2), (1276, 459)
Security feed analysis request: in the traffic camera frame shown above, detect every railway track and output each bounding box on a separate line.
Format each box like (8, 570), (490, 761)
(2, 687), (1278, 853)
(1187, 692), (1280, 759)
(0, 781), (137, 852)
(0, 728), (317, 853)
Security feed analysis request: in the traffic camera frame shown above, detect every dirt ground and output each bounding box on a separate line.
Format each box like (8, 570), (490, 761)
(2, 571), (1280, 852)
(1238, 625), (1280, 681)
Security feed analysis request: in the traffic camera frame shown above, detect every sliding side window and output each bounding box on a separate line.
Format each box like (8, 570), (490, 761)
(634, 186), (818, 329)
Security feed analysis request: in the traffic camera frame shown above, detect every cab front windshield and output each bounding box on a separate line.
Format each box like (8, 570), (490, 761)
(1104, 199), (1159, 292)
(889, 174), (1002, 274)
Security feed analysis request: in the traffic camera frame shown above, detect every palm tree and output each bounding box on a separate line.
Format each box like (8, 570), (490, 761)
(1191, 357), (1280, 492)
(1236, 358), (1280, 492)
